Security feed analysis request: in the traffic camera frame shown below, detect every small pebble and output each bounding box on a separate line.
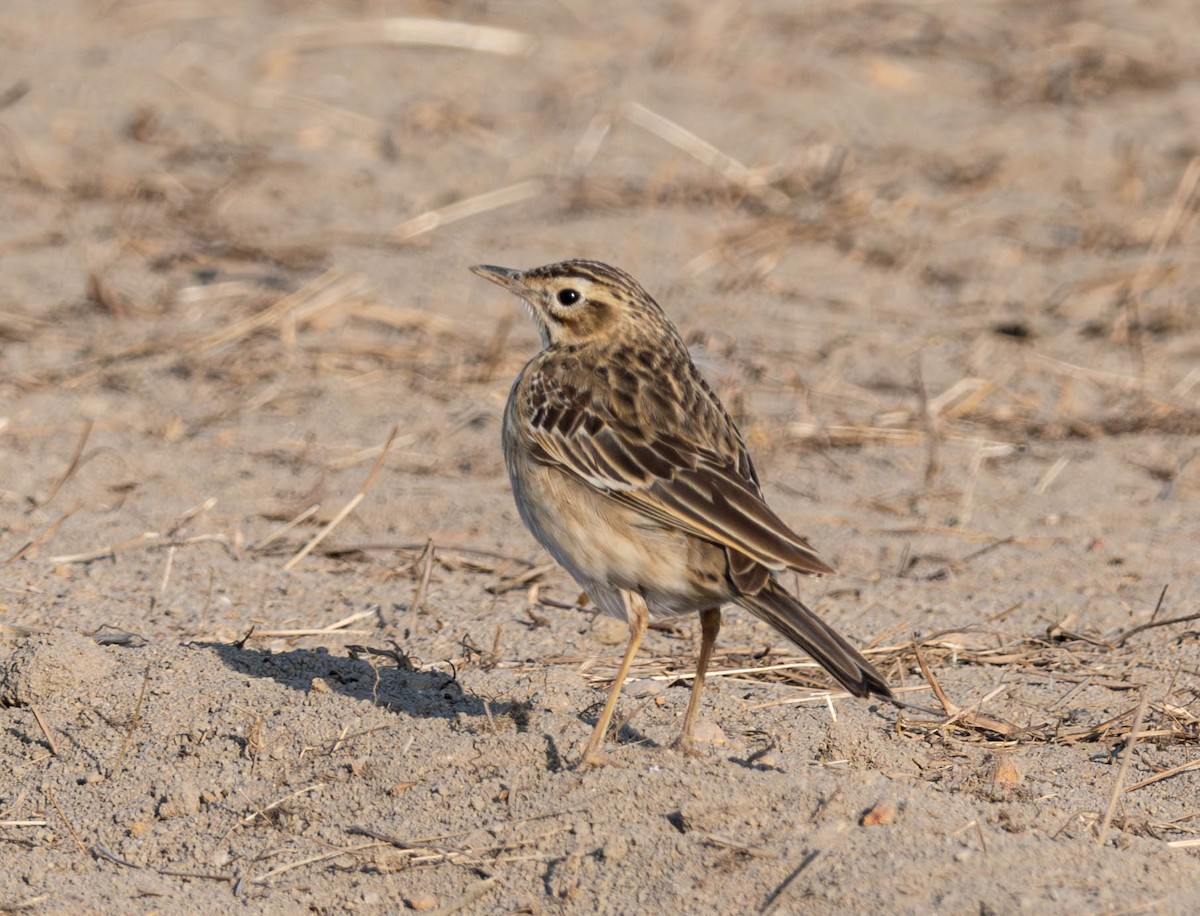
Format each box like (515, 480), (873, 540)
(860, 800), (897, 827)
(992, 755), (1023, 789)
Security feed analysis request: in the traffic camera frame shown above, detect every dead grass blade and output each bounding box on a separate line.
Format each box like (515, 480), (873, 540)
(1117, 612), (1200, 647)
(110, 665), (151, 777)
(349, 822), (565, 874)
(189, 269), (357, 354)
(408, 539), (437, 615)
(569, 620), (1196, 753)
(283, 424), (400, 571)
(390, 179), (544, 245)
(1124, 758), (1200, 794)
(6, 501), (82, 563)
(249, 842), (382, 885)
(239, 784), (327, 828)
(913, 646), (1018, 737)
(624, 102), (790, 210)
(322, 179), (545, 248)
(1116, 154), (1200, 376)
(44, 787), (87, 855)
(789, 421), (1018, 454)
(46, 532), (233, 566)
(282, 18), (534, 56)
(485, 561), (556, 595)
(248, 610), (377, 639)
(1097, 692), (1149, 847)
(37, 419), (92, 508)
(29, 705), (59, 757)
(251, 504), (321, 552)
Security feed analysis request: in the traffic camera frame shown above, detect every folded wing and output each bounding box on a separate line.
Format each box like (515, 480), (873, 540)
(524, 376), (833, 579)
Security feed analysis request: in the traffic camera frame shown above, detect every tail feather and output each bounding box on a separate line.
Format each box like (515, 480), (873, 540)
(738, 583), (892, 699)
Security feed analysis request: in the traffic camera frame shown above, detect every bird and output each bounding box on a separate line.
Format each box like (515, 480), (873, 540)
(471, 258), (892, 767)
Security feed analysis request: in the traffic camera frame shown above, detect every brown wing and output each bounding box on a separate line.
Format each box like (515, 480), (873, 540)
(521, 367), (833, 578)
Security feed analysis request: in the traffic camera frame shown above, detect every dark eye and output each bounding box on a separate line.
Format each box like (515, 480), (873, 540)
(557, 288), (581, 306)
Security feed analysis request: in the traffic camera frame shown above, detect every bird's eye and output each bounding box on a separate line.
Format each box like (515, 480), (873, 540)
(557, 288), (581, 306)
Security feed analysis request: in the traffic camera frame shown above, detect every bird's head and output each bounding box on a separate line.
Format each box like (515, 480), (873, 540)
(470, 259), (673, 349)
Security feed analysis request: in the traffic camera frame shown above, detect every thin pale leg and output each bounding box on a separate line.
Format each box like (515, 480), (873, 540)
(579, 591), (649, 768)
(673, 607), (721, 755)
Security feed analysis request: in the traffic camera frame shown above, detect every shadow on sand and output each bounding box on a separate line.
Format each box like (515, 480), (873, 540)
(201, 640), (518, 723)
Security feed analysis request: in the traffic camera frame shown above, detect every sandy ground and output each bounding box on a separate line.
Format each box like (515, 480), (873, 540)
(2, 1), (1200, 913)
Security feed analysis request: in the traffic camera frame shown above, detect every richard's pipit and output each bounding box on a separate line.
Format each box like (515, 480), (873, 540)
(472, 259), (892, 767)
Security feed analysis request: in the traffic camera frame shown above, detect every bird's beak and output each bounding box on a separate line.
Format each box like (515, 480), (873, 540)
(469, 264), (526, 294)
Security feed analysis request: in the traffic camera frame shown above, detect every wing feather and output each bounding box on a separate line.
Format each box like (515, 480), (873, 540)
(524, 376), (832, 577)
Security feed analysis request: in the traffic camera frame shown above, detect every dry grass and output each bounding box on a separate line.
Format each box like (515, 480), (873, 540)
(3, 5), (1199, 910)
(550, 622), (1200, 756)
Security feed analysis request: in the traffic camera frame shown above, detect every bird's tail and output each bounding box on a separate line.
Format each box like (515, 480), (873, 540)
(737, 583), (893, 699)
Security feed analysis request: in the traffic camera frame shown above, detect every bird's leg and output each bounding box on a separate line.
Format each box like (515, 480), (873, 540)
(579, 591), (648, 768)
(673, 607), (721, 756)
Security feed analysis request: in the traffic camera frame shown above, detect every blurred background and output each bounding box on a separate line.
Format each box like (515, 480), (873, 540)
(3, 0), (1197, 572)
(2, 2), (1199, 912)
